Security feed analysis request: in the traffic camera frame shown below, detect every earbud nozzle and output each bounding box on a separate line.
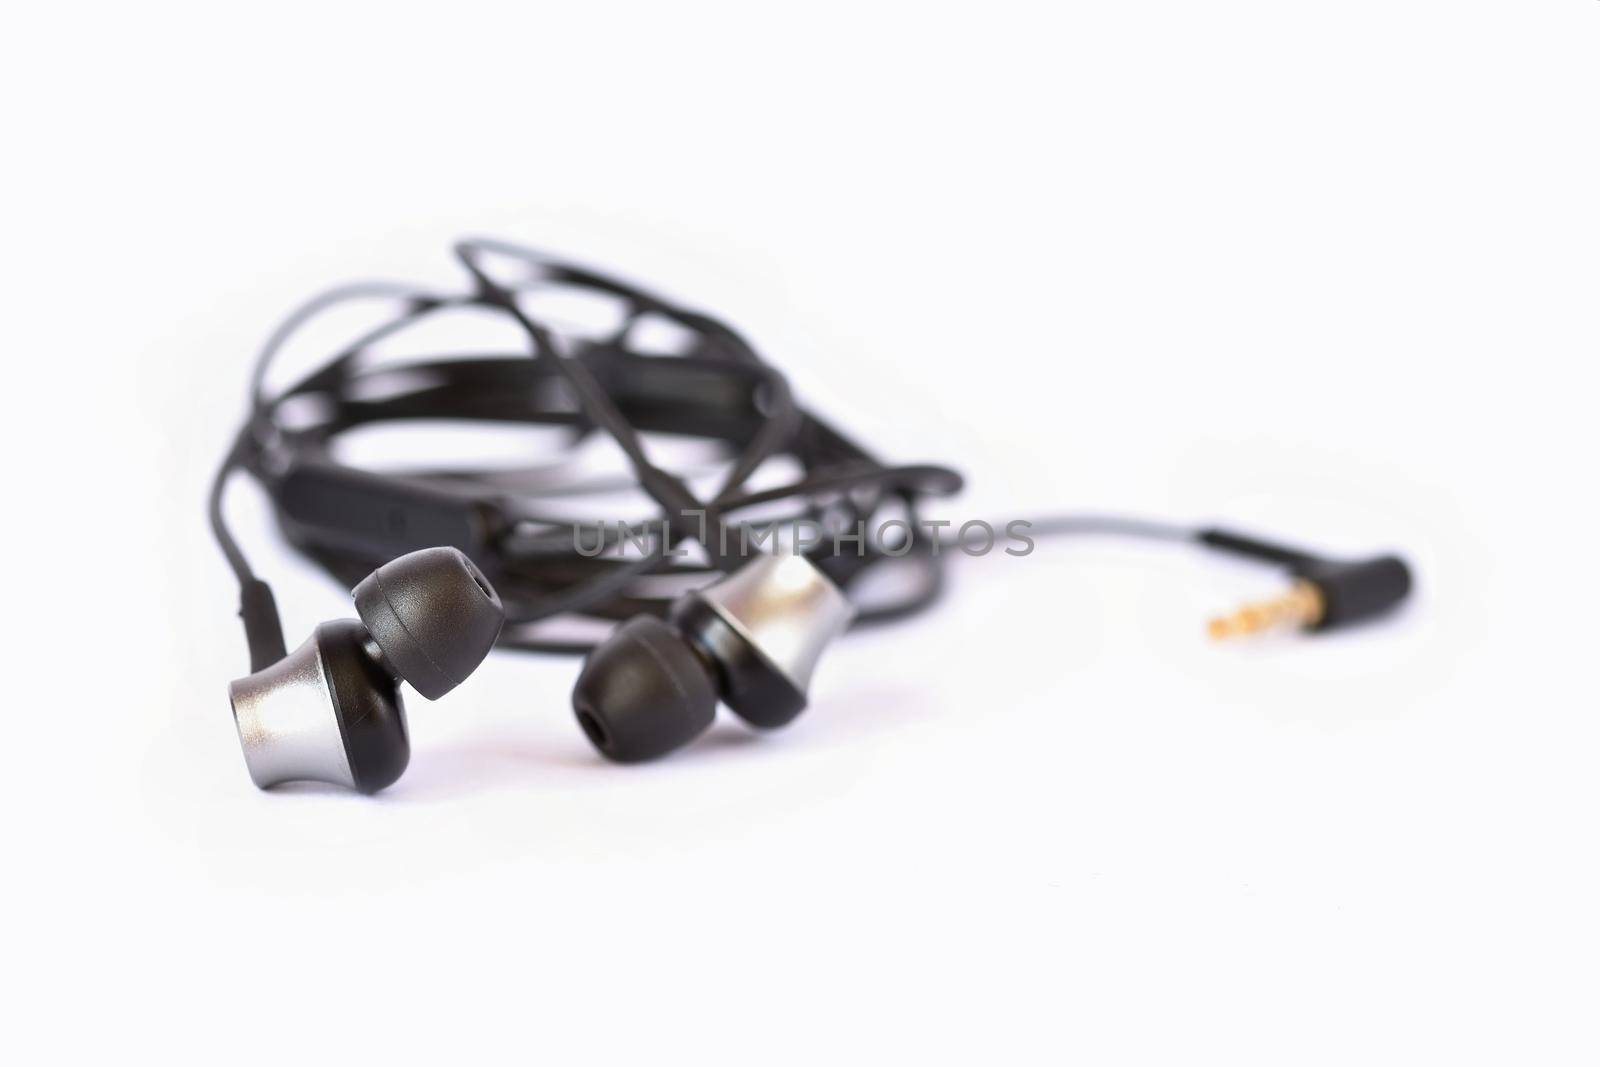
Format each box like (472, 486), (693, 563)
(572, 615), (717, 762)
(353, 547), (505, 700)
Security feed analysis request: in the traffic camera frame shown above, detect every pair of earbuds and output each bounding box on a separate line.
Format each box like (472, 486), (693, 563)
(211, 237), (959, 793)
(226, 547), (854, 792)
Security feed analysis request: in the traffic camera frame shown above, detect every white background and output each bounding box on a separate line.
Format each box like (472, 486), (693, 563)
(5, 1), (1598, 1062)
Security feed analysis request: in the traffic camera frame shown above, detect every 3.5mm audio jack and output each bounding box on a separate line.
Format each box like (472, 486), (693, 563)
(1197, 529), (1413, 640)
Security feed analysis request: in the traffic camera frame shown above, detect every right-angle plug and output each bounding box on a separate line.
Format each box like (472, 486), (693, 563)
(1208, 554), (1413, 640)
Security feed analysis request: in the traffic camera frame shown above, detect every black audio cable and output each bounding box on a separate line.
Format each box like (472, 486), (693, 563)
(210, 238), (1413, 663)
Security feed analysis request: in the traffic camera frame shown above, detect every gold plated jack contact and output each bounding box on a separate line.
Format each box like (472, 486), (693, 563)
(1207, 580), (1325, 640)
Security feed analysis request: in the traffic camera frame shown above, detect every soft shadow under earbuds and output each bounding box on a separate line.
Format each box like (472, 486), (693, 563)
(383, 739), (590, 801)
(395, 721), (779, 799)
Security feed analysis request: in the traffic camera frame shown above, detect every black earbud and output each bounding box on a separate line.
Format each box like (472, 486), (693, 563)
(227, 547), (505, 793)
(571, 553), (856, 762)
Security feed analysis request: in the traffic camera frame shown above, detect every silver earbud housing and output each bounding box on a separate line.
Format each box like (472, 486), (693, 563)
(228, 634), (356, 790)
(692, 553), (855, 693)
(672, 553), (855, 728)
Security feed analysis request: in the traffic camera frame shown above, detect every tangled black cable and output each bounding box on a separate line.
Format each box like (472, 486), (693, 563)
(210, 238), (991, 659)
(211, 238), (1412, 670)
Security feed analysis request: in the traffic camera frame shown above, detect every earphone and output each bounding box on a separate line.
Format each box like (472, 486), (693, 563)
(211, 518), (505, 790)
(211, 238), (1413, 792)
(572, 551), (856, 762)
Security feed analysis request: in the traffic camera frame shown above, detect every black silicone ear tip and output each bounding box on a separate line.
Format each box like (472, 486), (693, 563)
(353, 547), (505, 700)
(319, 620), (411, 793)
(571, 615), (717, 762)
